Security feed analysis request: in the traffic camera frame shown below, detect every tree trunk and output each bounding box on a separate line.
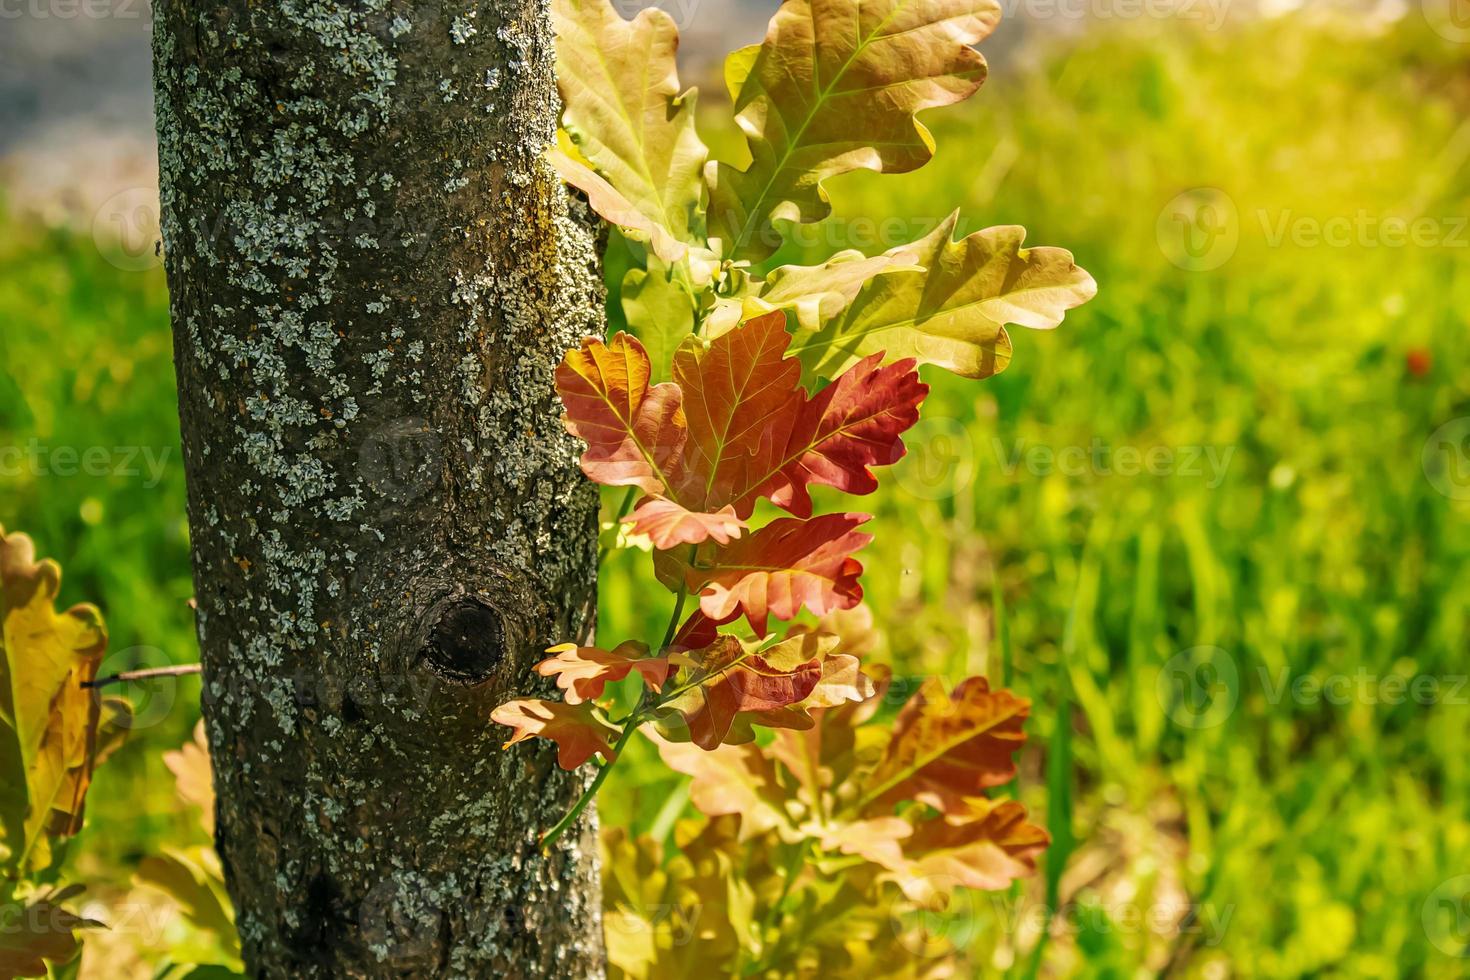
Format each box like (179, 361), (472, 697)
(151, 2), (605, 975)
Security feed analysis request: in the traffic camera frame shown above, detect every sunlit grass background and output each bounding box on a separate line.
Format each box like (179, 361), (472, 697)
(2, 8), (1468, 977)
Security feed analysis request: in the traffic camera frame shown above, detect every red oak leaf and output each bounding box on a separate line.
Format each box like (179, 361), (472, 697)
(721, 635), (875, 742)
(655, 636), (823, 750)
(536, 641), (671, 705)
(695, 514), (871, 633)
(624, 496), (746, 549)
(761, 353), (928, 518)
(669, 609), (732, 652)
(556, 332), (686, 493)
(491, 699), (620, 770)
(671, 314), (926, 519)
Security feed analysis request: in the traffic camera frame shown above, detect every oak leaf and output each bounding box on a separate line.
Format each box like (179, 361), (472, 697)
(765, 353), (928, 518)
(550, 0), (710, 261)
(558, 314), (926, 529)
(876, 797), (1049, 904)
(537, 641), (671, 705)
(861, 676), (1029, 815)
(162, 720), (215, 837)
(0, 887), (90, 978)
(789, 214), (1097, 381)
(491, 699), (621, 770)
(694, 514), (872, 633)
(602, 823), (742, 980)
(739, 249), (921, 335)
(619, 257), (698, 384)
(134, 845), (240, 964)
(667, 311), (803, 515)
(654, 636), (822, 750)
(720, 635), (874, 743)
(556, 333), (686, 494)
(810, 815), (912, 868)
(0, 527), (130, 875)
(624, 498), (746, 550)
(706, 0), (1002, 261)
(790, 602), (883, 659)
(653, 737), (789, 842)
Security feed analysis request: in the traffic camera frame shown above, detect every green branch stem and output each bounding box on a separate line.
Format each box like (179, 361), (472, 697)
(597, 486), (643, 566)
(540, 583), (692, 851)
(540, 707), (642, 852)
(659, 584), (689, 652)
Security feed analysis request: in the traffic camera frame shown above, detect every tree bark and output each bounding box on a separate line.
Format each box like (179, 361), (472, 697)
(151, 2), (605, 975)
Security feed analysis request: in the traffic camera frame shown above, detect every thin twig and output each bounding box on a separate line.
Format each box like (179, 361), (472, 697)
(82, 664), (202, 690)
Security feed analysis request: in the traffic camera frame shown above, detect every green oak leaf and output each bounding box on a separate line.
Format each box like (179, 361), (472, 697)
(740, 249), (922, 336)
(706, 0), (1002, 262)
(788, 213), (1097, 381)
(621, 258), (698, 383)
(551, 0), (711, 262)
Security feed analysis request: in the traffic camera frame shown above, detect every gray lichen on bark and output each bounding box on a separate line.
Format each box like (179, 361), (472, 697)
(151, 1), (606, 975)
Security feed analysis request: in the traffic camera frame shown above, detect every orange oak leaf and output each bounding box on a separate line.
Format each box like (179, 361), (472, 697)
(652, 736), (790, 842)
(536, 641), (672, 705)
(810, 816), (913, 868)
(491, 699), (621, 770)
(162, 720), (216, 837)
(877, 798), (1049, 904)
(695, 514), (871, 633)
(655, 636), (823, 750)
(555, 313), (925, 523)
(0, 887), (92, 977)
(721, 638), (874, 743)
(673, 313), (928, 519)
(556, 332), (686, 494)
(669, 311), (803, 515)
(861, 676), (1029, 815)
(623, 497), (746, 549)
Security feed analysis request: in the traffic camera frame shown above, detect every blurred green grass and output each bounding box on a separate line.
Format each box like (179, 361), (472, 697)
(3, 10), (1469, 978)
